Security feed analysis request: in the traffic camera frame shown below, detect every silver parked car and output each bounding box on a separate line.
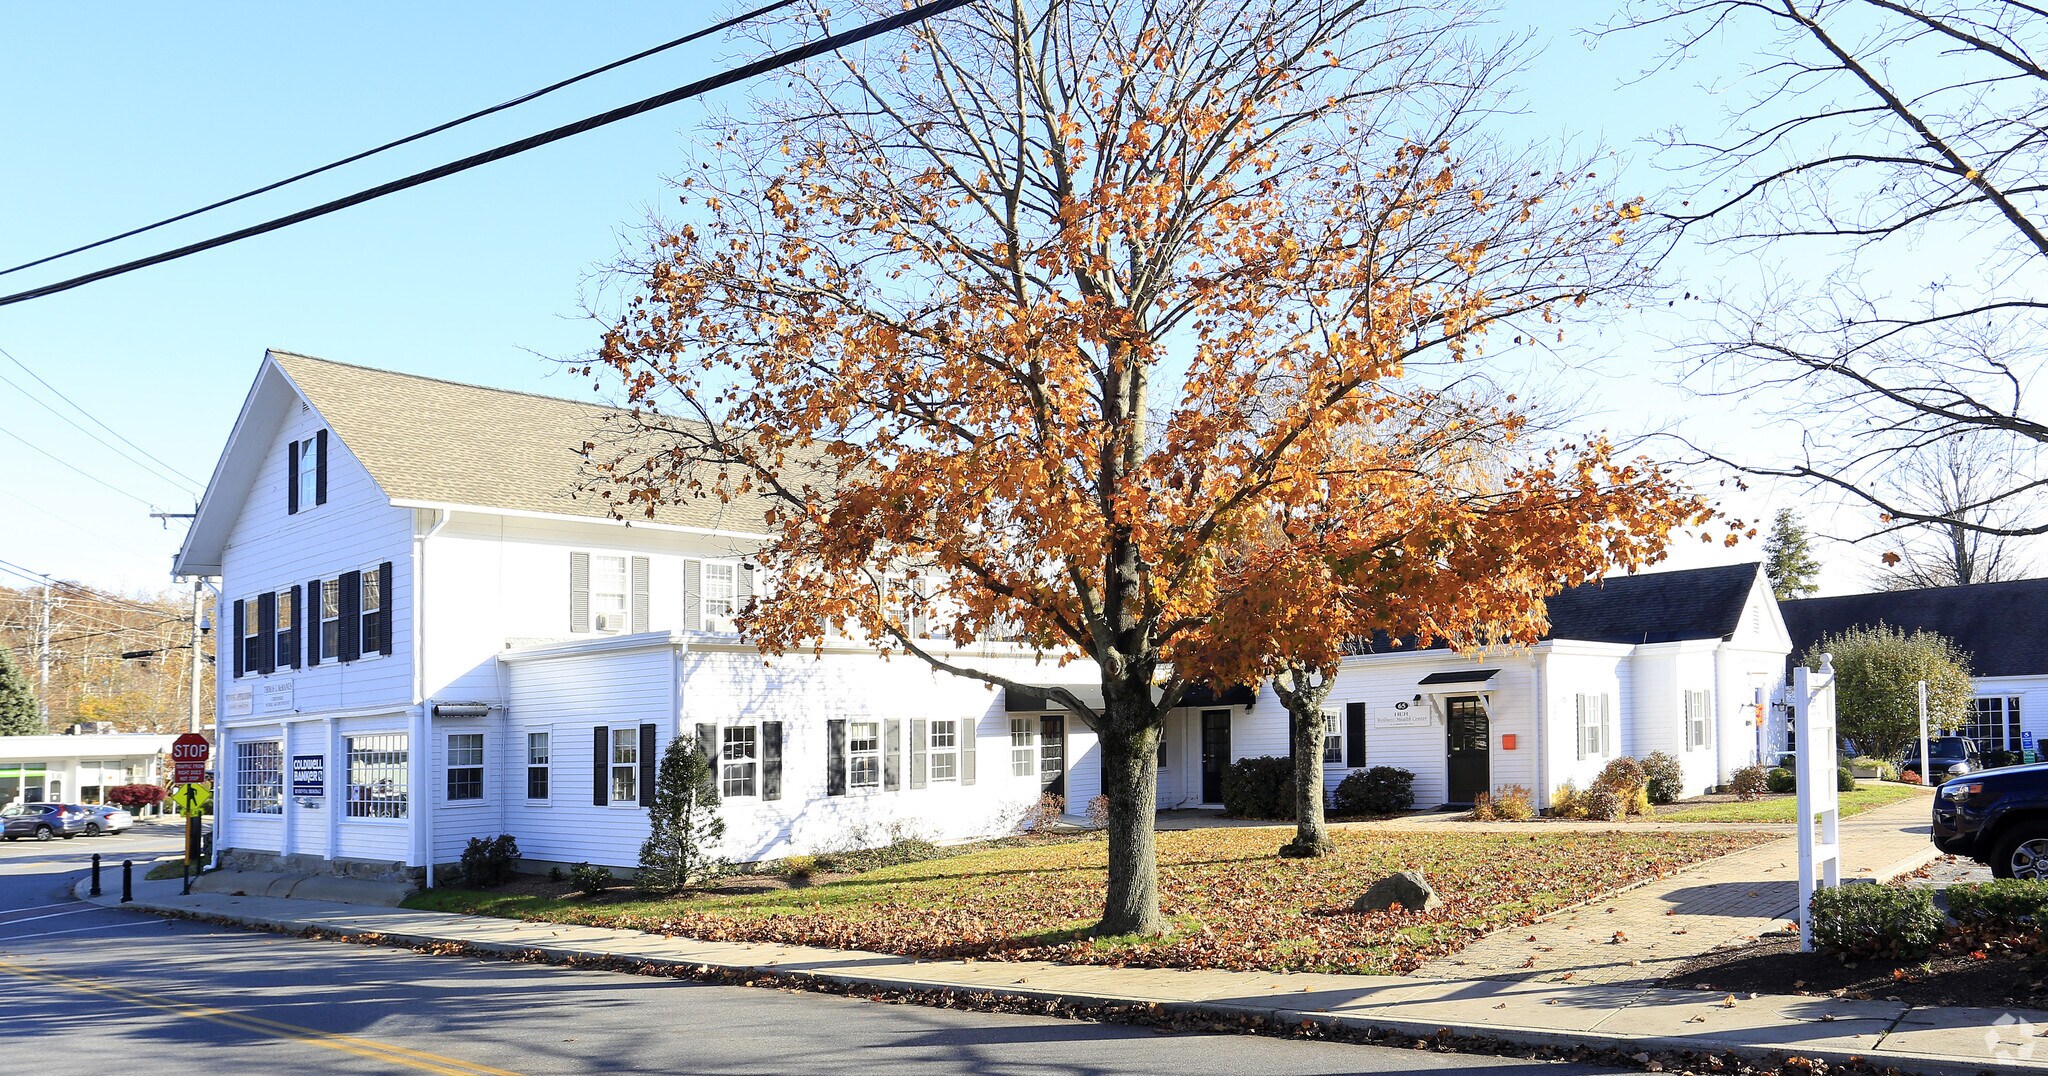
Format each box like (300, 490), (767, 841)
(82, 805), (134, 836)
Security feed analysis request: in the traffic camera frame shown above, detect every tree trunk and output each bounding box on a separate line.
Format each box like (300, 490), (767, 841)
(1273, 664), (1336, 858)
(1095, 678), (1163, 937)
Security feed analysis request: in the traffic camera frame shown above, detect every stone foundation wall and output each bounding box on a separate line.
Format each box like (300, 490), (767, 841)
(219, 847), (423, 884)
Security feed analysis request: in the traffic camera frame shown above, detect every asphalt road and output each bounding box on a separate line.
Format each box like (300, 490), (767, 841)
(0, 828), (1624, 1076)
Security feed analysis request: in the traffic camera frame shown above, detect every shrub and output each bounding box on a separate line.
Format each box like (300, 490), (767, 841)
(1583, 787), (1624, 821)
(780, 854), (819, 880)
(106, 784), (168, 811)
(638, 735), (729, 894)
(457, 834), (521, 888)
(1809, 884), (1944, 960)
(1469, 791), (1496, 821)
(1019, 792), (1066, 833)
(1625, 785), (1653, 817)
(568, 861), (612, 896)
(1836, 766), (1858, 793)
(1221, 755), (1296, 819)
(1766, 767), (1797, 794)
(1550, 780), (1587, 819)
(814, 823), (946, 873)
(547, 866), (565, 883)
(1727, 764), (1769, 801)
(1982, 749), (2024, 770)
(1946, 880), (2048, 926)
(1641, 751), (1685, 805)
(1331, 766), (1415, 816)
(1593, 756), (1646, 797)
(1490, 785), (1535, 821)
(1084, 794), (1112, 829)
(1901, 768), (1924, 785)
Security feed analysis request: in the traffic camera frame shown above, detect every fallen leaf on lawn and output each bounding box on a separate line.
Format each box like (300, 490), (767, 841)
(1721, 994), (1738, 1008)
(1687, 1015), (1706, 1023)
(1611, 930), (1629, 943)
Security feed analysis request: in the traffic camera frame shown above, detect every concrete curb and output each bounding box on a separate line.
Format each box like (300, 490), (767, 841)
(77, 878), (2048, 1076)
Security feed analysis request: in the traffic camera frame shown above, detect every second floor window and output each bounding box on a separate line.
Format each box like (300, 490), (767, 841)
(592, 556), (628, 633)
(360, 565), (385, 655)
(274, 588), (296, 669)
(702, 562), (737, 632)
(321, 579), (342, 659)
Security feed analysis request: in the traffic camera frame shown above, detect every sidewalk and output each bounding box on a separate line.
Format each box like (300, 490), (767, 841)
(1416, 794), (1943, 986)
(77, 857), (2043, 1076)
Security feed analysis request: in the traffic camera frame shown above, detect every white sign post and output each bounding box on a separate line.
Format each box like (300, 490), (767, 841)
(1917, 680), (1930, 785)
(1795, 655), (1842, 953)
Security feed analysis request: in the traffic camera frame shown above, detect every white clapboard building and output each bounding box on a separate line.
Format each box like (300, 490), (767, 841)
(175, 351), (1790, 883)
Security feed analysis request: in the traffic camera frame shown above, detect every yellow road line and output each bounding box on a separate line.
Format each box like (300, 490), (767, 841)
(0, 958), (525, 1076)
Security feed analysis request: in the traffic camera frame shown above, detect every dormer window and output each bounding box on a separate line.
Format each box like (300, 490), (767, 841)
(288, 429), (328, 514)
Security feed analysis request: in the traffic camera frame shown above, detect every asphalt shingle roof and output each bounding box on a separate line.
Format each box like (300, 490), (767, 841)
(271, 350), (775, 534)
(1347, 562), (1766, 654)
(1780, 578), (2048, 678)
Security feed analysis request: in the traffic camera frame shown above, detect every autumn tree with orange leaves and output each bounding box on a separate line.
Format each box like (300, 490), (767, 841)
(585, 0), (1720, 936)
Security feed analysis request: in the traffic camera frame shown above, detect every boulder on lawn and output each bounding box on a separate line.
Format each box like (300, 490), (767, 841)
(1353, 870), (1441, 914)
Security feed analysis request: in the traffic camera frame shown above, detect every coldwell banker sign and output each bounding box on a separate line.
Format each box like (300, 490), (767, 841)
(292, 754), (326, 798)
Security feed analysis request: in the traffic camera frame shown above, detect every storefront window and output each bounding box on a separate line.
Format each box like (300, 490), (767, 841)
(0, 762), (49, 807)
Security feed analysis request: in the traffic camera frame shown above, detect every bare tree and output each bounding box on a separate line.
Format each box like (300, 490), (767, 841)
(1611, 1), (2048, 541)
(1873, 435), (2032, 588)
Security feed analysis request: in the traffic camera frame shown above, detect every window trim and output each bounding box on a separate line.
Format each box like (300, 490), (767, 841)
(241, 593), (262, 677)
(234, 740), (284, 816)
(849, 719), (884, 792)
(445, 731), (485, 805)
(525, 731), (551, 803)
(274, 587), (296, 670)
(589, 554), (630, 634)
(356, 562), (387, 661)
(608, 726), (640, 807)
(296, 435), (321, 513)
(927, 718), (961, 783)
(1321, 709), (1343, 765)
(319, 578), (342, 663)
(1685, 689), (1714, 751)
(701, 559), (740, 633)
(1008, 717), (1035, 778)
(720, 723), (759, 799)
(344, 732), (409, 822)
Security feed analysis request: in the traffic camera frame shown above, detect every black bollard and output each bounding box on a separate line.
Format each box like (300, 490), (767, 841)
(121, 859), (133, 903)
(90, 853), (102, 897)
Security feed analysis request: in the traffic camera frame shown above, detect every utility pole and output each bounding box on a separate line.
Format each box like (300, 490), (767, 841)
(188, 580), (204, 734)
(36, 578), (50, 724)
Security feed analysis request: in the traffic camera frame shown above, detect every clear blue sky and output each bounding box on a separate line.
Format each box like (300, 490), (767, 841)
(0, 2), (1965, 595)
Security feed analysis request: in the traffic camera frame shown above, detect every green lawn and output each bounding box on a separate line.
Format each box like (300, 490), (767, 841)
(1655, 782), (1925, 823)
(407, 826), (1772, 975)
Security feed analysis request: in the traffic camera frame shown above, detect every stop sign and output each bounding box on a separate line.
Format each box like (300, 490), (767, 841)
(172, 732), (210, 784)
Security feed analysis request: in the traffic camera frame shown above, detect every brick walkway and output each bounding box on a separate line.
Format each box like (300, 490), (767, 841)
(1412, 792), (1940, 986)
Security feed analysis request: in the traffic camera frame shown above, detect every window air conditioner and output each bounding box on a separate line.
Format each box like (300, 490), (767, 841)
(594, 613), (621, 632)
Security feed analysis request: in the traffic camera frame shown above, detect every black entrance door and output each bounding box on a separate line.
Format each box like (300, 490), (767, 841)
(1445, 696), (1490, 805)
(1200, 709), (1231, 803)
(1040, 715), (1066, 797)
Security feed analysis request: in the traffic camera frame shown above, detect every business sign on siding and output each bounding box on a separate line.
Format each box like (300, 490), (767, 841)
(258, 679), (295, 715)
(1372, 702), (1432, 728)
(225, 683), (254, 717)
(292, 754), (325, 798)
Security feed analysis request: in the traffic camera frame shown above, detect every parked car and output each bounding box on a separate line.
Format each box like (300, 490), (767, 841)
(82, 805), (134, 836)
(0, 802), (92, 841)
(1933, 761), (2048, 878)
(1901, 736), (1981, 781)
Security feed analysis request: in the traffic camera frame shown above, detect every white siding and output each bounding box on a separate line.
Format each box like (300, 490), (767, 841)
(1542, 646), (1632, 800)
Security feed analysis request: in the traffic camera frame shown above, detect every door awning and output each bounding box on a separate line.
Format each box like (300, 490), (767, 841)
(1004, 682), (1256, 713)
(1417, 669), (1500, 687)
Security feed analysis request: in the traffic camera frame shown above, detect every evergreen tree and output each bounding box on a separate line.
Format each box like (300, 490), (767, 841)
(1764, 509), (1823, 599)
(0, 646), (42, 736)
(637, 734), (728, 893)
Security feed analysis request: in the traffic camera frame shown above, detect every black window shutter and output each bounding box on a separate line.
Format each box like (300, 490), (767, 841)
(592, 726), (609, 806)
(883, 720), (901, 791)
(630, 556), (650, 633)
(286, 440), (300, 515)
(910, 718), (929, 789)
(231, 599), (245, 678)
(695, 722), (716, 762)
(960, 719), (976, 785)
(638, 724), (657, 805)
(569, 552), (590, 633)
(284, 584), (302, 669)
(1346, 703), (1367, 766)
(376, 560), (395, 655)
(825, 719), (847, 796)
(338, 570), (362, 662)
(314, 429), (328, 505)
(256, 591), (277, 675)
(306, 578), (323, 666)
(761, 721), (783, 800)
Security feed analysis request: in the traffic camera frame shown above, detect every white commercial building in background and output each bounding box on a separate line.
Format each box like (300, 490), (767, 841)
(174, 349), (1793, 883)
(0, 732), (176, 808)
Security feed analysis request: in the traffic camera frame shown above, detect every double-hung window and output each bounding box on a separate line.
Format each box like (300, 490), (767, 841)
(359, 564), (386, 656)
(274, 588), (296, 670)
(1684, 690), (1714, 751)
(928, 719), (960, 782)
(297, 436), (321, 509)
(610, 728), (639, 804)
(849, 721), (883, 791)
(526, 732), (550, 800)
(446, 733), (484, 802)
(345, 733), (408, 819)
(721, 725), (758, 797)
(591, 555), (628, 633)
(236, 741), (284, 815)
(702, 562), (737, 632)
(1575, 693), (1612, 760)
(320, 579), (343, 660)
(1322, 710), (1343, 764)
(1008, 718), (1034, 777)
(241, 597), (261, 677)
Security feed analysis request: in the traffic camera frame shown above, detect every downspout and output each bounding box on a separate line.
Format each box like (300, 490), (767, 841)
(414, 509), (449, 890)
(1534, 649), (1551, 813)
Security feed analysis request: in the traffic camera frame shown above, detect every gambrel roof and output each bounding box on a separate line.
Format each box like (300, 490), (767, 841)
(1781, 577), (2048, 679)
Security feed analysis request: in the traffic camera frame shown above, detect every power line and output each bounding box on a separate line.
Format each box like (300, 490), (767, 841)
(0, 0), (972, 307)
(0, 0), (803, 281)
(0, 424), (160, 507)
(0, 345), (205, 487)
(0, 364), (200, 494)
(0, 557), (173, 615)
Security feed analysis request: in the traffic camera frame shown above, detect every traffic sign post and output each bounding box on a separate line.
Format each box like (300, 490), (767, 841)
(169, 734), (210, 894)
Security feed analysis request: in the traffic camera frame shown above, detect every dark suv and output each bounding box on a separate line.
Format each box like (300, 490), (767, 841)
(1932, 762), (2048, 878)
(0, 803), (91, 841)
(1902, 736), (1981, 782)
